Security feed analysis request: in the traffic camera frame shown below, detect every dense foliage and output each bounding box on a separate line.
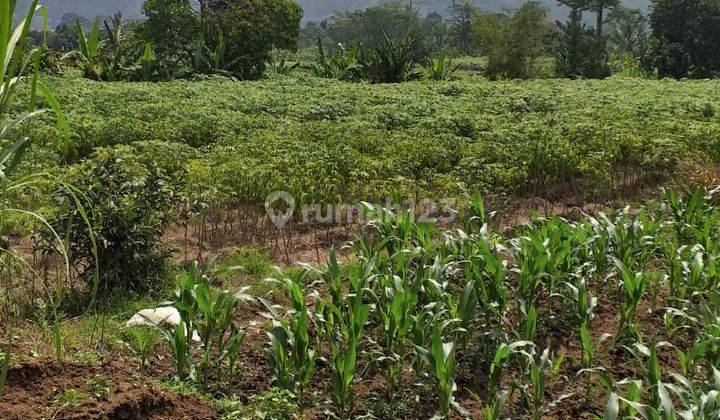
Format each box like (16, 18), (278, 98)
(11, 72), (720, 212)
(41, 146), (174, 296)
(644, 0), (720, 78)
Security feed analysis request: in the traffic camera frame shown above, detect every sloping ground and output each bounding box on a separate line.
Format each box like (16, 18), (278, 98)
(0, 358), (216, 419)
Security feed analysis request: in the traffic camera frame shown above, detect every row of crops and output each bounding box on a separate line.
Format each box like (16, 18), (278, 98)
(147, 188), (720, 418)
(12, 72), (720, 209)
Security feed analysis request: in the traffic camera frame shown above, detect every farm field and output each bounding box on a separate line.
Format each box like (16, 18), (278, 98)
(2, 68), (720, 419)
(13, 71), (720, 207)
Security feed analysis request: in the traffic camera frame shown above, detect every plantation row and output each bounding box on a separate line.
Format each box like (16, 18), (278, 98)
(150, 188), (720, 418)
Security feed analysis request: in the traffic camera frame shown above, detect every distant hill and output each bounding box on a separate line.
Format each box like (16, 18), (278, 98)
(19, 0), (652, 28)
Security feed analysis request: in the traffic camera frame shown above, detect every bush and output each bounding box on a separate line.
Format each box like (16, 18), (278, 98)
(42, 146), (174, 296)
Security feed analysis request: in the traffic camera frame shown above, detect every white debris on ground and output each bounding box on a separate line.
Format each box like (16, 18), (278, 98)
(126, 306), (202, 342)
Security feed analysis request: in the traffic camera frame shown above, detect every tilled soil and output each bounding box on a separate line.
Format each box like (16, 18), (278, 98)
(0, 358), (216, 419)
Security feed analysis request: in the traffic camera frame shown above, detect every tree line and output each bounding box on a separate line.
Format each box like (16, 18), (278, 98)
(31, 0), (720, 80)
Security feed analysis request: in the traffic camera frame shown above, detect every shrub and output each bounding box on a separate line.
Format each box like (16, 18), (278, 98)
(41, 146), (174, 296)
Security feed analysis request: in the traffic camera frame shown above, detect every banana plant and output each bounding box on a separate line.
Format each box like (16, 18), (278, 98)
(426, 54), (459, 81)
(73, 18), (102, 80)
(136, 42), (155, 82)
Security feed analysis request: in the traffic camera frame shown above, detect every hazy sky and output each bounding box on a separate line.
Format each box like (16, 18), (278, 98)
(19, 0), (651, 28)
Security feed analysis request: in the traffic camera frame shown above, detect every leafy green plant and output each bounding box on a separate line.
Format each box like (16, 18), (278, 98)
(73, 19), (102, 79)
(128, 326), (157, 372)
(136, 42), (156, 82)
(368, 30), (422, 83)
(313, 38), (366, 81)
(372, 268), (421, 400)
(0, 0), (91, 388)
(328, 258), (372, 417)
(521, 348), (550, 419)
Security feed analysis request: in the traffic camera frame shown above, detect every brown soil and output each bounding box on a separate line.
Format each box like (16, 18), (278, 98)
(0, 359), (216, 420)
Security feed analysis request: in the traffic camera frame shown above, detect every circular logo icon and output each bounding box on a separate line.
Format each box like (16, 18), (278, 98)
(265, 191), (296, 229)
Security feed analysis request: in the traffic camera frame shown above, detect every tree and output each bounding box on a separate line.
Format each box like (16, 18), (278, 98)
(478, 2), (550, 79)
(555, 0), (595, 77)
(588, 0), (618, 76)
(139, 0), (201, 70)
(606, 6), (647, 56)
(448, 0), (477, 54)
(645, 0), (720, 78)
(138, 0), (302, 79)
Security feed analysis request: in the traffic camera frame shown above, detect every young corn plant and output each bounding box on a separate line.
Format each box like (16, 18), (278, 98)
(0, 0), (86, 388)
(128, 327), (156, 373)
(414, 324), (459, 418)
(512, 219), (573, 307)
(193, 278), (245, 382)
(603, 210), (661, 271)
(487, 341), (535, 397)
(521, 348), (550, 420)
(624, 342), (672, 409)
(554, 277), (599, 365)
(372, 270), (420, 400)
(614, 258), (647, 342)
(264, 268), (316, 402)
(480, 390), (509, 420)
(463, 189), (496, 234)
(460, 234), (509, 326)
(150, 264), (247, 384)
(662, 187), (717, 247)
(327, 258), (373, 417)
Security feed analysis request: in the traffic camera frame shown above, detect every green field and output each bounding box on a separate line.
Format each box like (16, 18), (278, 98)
(17, 71), (720, 207)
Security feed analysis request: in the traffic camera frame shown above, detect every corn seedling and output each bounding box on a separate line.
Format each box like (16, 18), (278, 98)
(521, 348), (550, 419)
(614, 258), (647, 342)
(149, 264), (247, 384)
(414, 324), (459, 418)
(264, 268), (316, 402)
(371, 270), (420, 400)
(487, 341), (535, 397)
(327, 258), (373, 417)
